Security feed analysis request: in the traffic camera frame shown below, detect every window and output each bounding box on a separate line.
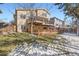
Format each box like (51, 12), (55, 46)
(20, 14), (26, 19)
(56, 24), (58, 26)
(26, 14), (30, 17)
(21, 25), (26, 31)
(26, 13), (30, 19)
(42, 13), (47, 17)
(20, 13), (30, 19)
(30, 12), (36, 19)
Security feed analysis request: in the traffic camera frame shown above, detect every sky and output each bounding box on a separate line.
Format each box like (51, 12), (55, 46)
(0, 3), (71, 24)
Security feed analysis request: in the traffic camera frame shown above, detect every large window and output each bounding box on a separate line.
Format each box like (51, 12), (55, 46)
(20, 13), (30, 19)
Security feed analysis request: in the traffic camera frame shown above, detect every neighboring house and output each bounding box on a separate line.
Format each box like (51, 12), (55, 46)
(0, 20), (7, 29)
(0, 20), (16, 34)
(50, 17), (66, 33)
(0, 20), (8, 34)
(15, 8), (54, 35)
(52, 17), (64, 28)
(2, 24), (16, 33)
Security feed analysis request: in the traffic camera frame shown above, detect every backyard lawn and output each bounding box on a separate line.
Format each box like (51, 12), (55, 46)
(0, 32), (58, 56)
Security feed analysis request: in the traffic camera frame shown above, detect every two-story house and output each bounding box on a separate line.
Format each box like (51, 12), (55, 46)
(15, 8), (54, 35)
(50, 17), (64, 28)
(50, 17), (64, 32)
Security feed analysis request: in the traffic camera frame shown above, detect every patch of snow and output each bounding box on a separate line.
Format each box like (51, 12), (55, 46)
(9, 33), (79, 56)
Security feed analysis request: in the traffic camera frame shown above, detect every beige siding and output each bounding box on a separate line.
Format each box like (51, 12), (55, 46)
(16, 9), (50, 33)
(17, 10), (28, 32)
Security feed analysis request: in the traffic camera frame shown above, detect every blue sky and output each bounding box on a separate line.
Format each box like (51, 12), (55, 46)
(0, 3), (71, 23)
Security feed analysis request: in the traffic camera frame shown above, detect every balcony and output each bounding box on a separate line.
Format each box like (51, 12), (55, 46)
(27, 16), (48, 23)
(27, 16), (54, 26)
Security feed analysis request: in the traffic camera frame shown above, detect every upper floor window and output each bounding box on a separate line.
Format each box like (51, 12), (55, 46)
(20, 14), (30, 19)
(42, 13), (47, 17)
(20, 14), (26, 19)
(26, 13), (30, 17)
(56, 24), (58, 26)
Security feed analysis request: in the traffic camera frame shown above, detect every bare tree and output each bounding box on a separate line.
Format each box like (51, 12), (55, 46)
(55, 3), (79, 35)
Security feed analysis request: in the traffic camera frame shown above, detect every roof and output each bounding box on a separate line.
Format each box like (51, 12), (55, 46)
(16, 8), (50, 15)
(50, 17), (64, 22)
(0, 20), (6, 23)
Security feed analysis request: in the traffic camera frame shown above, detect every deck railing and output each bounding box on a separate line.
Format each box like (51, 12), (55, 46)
(27, 16), (54, 25)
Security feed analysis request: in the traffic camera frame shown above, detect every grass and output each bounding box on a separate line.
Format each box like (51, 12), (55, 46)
(37, 32), (58, 43)
(0, 32), (58, 56)
(0, 44), (16, 56)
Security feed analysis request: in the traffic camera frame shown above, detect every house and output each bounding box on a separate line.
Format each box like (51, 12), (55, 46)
(50, 17), (64, 33)
(51, 17), (64, 28)
(0, 20), (8, 34)
(0, 20), (16, 34)
(15, 8), (54, 35)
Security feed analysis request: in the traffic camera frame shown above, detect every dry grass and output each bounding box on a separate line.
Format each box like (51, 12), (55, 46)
(0, 44), (16, 56)
(0, 32), (58, 56)
(0, 32), (33, 56)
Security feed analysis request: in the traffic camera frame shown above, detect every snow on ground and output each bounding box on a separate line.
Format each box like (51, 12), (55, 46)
(60, 33), (79, 46)
(59, 33), (79, 55)
(9, 33), (79, 56)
